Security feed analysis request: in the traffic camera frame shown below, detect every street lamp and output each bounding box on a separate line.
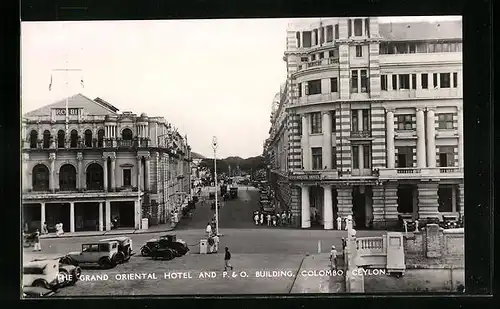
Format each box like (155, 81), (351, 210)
(212, 136), (220, 236)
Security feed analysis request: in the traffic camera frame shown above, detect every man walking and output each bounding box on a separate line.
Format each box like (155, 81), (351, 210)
(33, 229), (42, 251)
(224, 247), (234, 271)
(206, 222), (212, 238)
(329, 245), (338, 270)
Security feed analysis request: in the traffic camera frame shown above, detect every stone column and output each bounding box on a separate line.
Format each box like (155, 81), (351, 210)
(323, 185), (334, 229)
(416, 108), (426, 168)
(99, 202), (104, 232)
(312, 30), (317, 46)
(102, 156), (108, 191)
(301, 185), (311, 228)
(386, 109), (395, 168)
(322, 111), (332, 169)
(301, 114), (310, 170)
(458, 183), (464, 218)
(110, 153), (116, 191)
(40, 202), (46, 231)
(426, 108), (436, 167)
(337, 185), (353, 217)
(457, 107), (464, 168)
(358, 144), (364, 169)
(357, 109), (363, 131)
(137, 156), (142, 190)
(417, 182), (440, 220)
(135, 199), (141, 229)
(77, 152), (83, 189)
(371, 186), (385, 228)
(385, 182), (399, 225)
(105, 201), (111, 231)
(49, 153), (56, 192)
(145, 155), (151, 192)
(69, 202), (75, 233)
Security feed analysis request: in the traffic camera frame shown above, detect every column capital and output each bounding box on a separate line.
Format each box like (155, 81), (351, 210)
(102, 155), (108, 161)
(144, 155), (151, 161)
(322, 111), (330, 116)
(109, 152), (116, 161)
(137, 155), (142, 161)
(49, 153), (56, 161)
(321, 184), (332, 190)
(385, 108), (395, 114)
(426, 107), (437, 112)
(416, 108), (425, 113)
(76, 152), (83, 161)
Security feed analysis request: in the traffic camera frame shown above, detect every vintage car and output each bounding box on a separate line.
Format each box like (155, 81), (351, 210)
(30, 255), (81, 287)
(141, 234), (189, 258)
(99, 237), (133, 263)
(22, 286), (57, 298)
(23, 259), (78, 290)
(66, 241), (120, 269)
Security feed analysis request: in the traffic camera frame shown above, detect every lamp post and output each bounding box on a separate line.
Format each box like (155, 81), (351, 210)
(212, 136), (220, 236)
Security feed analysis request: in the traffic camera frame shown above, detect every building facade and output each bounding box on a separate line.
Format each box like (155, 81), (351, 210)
(266, 17), (463, 229)
(22, 94), (192, 233)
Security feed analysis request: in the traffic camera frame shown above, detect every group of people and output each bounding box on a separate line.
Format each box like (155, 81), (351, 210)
(253, 210), (292, 227)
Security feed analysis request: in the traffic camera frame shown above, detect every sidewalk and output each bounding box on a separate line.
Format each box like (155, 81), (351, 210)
(39, 222), (176, 239)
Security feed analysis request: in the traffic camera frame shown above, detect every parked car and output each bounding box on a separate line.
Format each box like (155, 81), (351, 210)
(141, 234), (189, 258)
(30, 255), (81, 287)
(66, 241), (120, 269)
(23, 259), (71, 290)
(99, 237), (133, 263)
(22, 286), (57, 298)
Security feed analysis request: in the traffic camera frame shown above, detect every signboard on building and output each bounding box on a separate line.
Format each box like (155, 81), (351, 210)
(289, 173), (321, 181)
(54, 108), (79, 116)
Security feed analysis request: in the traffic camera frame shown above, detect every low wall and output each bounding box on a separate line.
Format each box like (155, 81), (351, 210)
(404, 224), (464, 268)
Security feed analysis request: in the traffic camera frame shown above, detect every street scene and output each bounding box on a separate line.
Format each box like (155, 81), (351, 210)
(21, 16), (464, 297)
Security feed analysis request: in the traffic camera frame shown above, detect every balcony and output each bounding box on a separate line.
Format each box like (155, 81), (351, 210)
(349, 130), (372, 139)
(296, 92), (339, 106)
(297, 57), (339, 72)
(378, 167), (463, 180)
(380, 88), (462, 101)
(379, 52), (462, 66)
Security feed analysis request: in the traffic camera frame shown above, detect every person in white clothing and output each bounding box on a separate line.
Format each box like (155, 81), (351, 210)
(266, 214), (271, 226)
(330, 245), (338, 270)
(259, 213), (264, 225)
(337, 216), (342, 230)
(254, 214), (259, 225)
(205, 223), (212, 237)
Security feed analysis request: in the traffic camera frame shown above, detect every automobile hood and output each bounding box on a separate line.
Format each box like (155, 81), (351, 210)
(60, 264), (77, 271)
(67, 251), (80, 256)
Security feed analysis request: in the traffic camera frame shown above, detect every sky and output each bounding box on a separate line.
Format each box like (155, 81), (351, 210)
(21, 16), (461, 158)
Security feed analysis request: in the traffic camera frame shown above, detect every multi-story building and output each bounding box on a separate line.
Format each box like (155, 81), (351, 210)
(22, 93), (192, 233)
(266, 17), (463, 229)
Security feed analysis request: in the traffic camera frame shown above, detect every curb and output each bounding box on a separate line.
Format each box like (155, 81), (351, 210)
(39, 225), (178, 239)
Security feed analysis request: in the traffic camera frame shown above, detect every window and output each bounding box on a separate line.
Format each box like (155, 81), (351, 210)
(32, 164), (49, 191)
(97, 129), (105, 147)
(334, 24), (339, 39)
(352, 110), (359, 132)
(438, 185), (453, 212)
(433, 73), (438, 88)
(123, 169), (132, 187)
(330, 77), (338, 92)
(360, 70), (368, 92)
(70, 130), (78, 148)
(354, 19), (362, 36)
(29, 130), (38, 148)
(356, 45), (363, 57)
(396, 147), (413, 168)
(352, 146), (359, 169)
(319, 52), (324, 59)
(381, 75), (388, 90)
(311, 54), (316, 61)
(296, 32), (301, 48)
(57, 130), (65, 148)
(442, 43), (450, 52)
(435, 43), (442, 52)
(421, 74), (428, 89)
(392, 75), (397, 90)
(328, 50), (334, 58)
(43, 130), (51, 149)
(300, 57), (308, 62)
(453, 73), (458, 87)
(439, 146), (455, 167)
(397, 185), (414, 214)
(440, 73), (451, 88)
(326, 25), (333, 42)
(351, 70), (359, 93)
(395, 43), (408, 54)
(98, 244), (109, 252)
(397, 115), (413, 130)
(399, 74), (410, 89)
(363, 145), (371, 168)
(59, 164), (77, 191)
(379, 43), (389, 54)
(409, 44), (416, 53)
(348, 21), (352, 37)
(311, 147), (323, 170)
(86, 163), (104, 190)
(416, 43), (427, 53)
(313, 29), (319, 45)
(303, 31), (312, 47)
(307, 80), (322, 95)
(411, 74), (417, 89)
(331, 112), (336, 132)
(457, 42), (463, 51)
(298, 83), (302, 97)
(362, 110), (369, 130)
(332, 147), (337, 169)
(428, 43), (435, 53)
(438, 113), (454, 129)
(84, 129), (93, 147)
(311, 112), (322, 134)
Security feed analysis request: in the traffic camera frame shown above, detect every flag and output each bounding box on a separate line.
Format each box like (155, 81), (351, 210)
(48, 74), (53, 91)
(80, 78), (85, 88)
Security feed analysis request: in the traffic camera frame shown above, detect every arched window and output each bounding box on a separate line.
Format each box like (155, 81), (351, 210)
(42, 130), (51, 149)
(97, 129), (105, 147)
(59, 164), (77, 191)
(57, 130), (65, 148)
(29, 130), (38, 149)
(122, 128), (133, 140)
(32, 164), (49, 191)
(86, 163), (103, 190)
(84, 129), (93, 147)
(70, 130), (78, 148)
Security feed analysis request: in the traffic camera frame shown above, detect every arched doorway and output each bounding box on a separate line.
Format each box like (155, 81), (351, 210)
(59, 164), (77, 191)
(309, 185), (324, 227)
(57, 130), (65, 148)
(84, 129), (93, 148)
(29, 130), (38, 148)
(70, 130), (78, 148)
(97, 129), (105, 147)
(43, 130), (51, 148)
(32, 164), (50, 191)
(352, 185), (373, 229)
(86, 163), (103, 190)
(122, 128), (133, 140)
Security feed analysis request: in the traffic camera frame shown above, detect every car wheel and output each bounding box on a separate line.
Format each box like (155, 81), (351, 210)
(141, 248), (150, 257)
(72, 267), (82, 284)
(98, 257), (112, 269)
(32, 279), (50, 290)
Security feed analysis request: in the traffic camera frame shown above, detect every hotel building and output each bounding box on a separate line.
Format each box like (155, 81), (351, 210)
(266, 17), (463, 229)
(22, 94), (192, 233)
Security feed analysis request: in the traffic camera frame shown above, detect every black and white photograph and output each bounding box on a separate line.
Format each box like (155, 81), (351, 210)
(21, 16), (465, 297)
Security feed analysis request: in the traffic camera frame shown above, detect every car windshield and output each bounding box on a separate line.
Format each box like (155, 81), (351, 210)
(23, 267), (45, 275)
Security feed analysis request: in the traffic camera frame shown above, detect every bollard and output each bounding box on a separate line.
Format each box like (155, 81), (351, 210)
(318, 240), (321, 254)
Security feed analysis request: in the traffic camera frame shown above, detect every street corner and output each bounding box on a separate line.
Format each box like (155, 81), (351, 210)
(363, 268), (465, 293)
(290, 253), (346, 294)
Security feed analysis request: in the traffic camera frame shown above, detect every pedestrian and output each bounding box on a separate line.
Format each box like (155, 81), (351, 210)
(24, 221), (29, 233)
(329, 245), (338, 270)
(253, 213), (259, 225)
(287, 211), (292, 225)
(272, 214), (277, 226)
(337, 216), (342, 230)
(266, 213), (271, 226)
(224, 247), (234, 271)
(33, 229), (41, 251)
(212, 233), (220, 253)
(259, 213), (264, 225)
(205, 222), (212, 238)
(42, 222), (48, 234)
(281, 212), (287, 226)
